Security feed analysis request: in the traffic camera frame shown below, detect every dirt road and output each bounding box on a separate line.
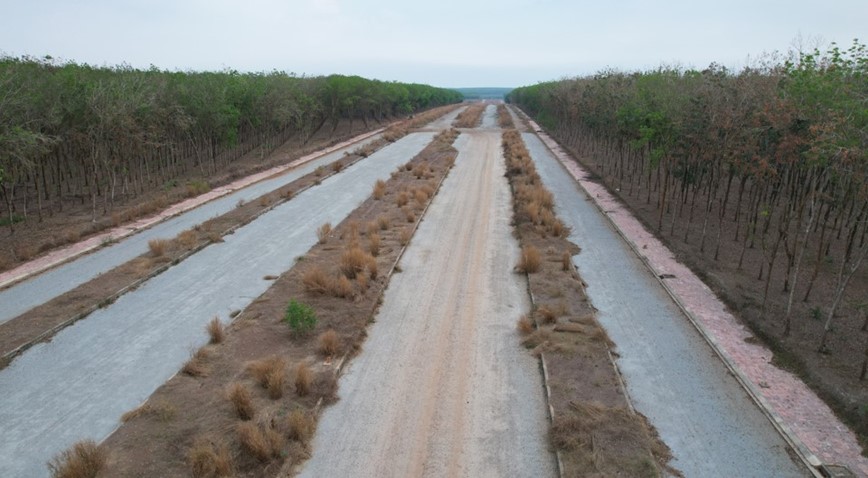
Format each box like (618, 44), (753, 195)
(521, 131), (806, 477)
(299, 130), (556, 478)
(0, 132), (438, 478)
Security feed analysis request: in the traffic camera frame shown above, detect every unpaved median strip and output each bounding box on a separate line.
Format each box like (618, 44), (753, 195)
(68, 130), (460, 478)
(502, 129), (676, 477)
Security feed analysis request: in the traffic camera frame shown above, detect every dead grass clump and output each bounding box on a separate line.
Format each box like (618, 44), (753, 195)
(404, 207), (416, 223)
(177, 229), (199, 249)
(330, 275), (354, 298)
(399, 228), (412, 246)
(517, 245), (542, 274)
(207, 317), (225, 344)
(294, 362), (312, 396)
(247, 356), (286, 399)
(340, 246), (375, 279)
(331, 161), (344, 173)
(522, 328), (552, 351)
(368, 233), (381, 257)
(48, 440), (107, 478)
(396, 191), (409, 207)
(562, 250), (573, 271)
(356, 271), (369, 290)
(316, 222), (331, 244)
(121, 399), (176, 423)
(182, 347), (211, 377)
(537, 305), (558, 325)
(377, 215), (390, 230)
(318, 329), (341, 356)
(517, 315), (534, 335)
(366, 220), (379, 237)
(286, 409), (315, 444)
(236, 422), (285, 462)
(373, 179), (386, 199)
(227, 383), (255, 420)
(187, 438), (233, 478)
(413, 188), (429, 206)
(148, 238), (170, 257)
(302, 266), (332, 294)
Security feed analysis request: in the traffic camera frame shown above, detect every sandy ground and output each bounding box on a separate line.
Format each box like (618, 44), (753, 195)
(0, 132), (437, 478)
(521, 131), (807, 477)
(299, 131), (556, 478)
(0, 132), (384, 324)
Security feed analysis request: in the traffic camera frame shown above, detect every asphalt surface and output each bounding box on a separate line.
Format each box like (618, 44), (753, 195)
(0, 132), (436, 478)
(0, 134), (382, 324)
(521, 132), (807, 477)
(479, 104), (498, 129)
(300, 130), (556, 478)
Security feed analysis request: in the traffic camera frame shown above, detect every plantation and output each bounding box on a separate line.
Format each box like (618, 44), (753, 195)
(509, 40), (868, 441)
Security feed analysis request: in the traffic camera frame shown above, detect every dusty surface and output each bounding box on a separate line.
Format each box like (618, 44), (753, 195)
(0, 132), (436, 478)
(521, 130), (808, 477)
(524, 117), (868, 476)
(299, 131), (555, 478)
(0, 132), (384, 324)
(97, 129), (460, 478)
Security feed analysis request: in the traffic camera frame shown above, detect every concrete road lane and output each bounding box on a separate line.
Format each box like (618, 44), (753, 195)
(299, 131), (556, 478)
(0, 134), (383, 324)
(521, 132), (806, 477)
(0, 132), (435, 478)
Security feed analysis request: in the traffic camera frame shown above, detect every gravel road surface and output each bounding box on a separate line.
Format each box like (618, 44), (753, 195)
(521, 132), (806, 477)
(0, 134), (382, 324)
(0, 133), (435, 478)
(299, 131), (556, 478)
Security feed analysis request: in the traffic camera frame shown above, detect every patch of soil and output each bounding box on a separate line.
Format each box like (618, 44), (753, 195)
(89, 129), (460, 477)
(503, 129), (677, 477)
(0, 105), (462, 370)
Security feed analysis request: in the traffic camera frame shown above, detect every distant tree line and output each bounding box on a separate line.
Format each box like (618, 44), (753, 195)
(508, 40), (867, 353)
(0, 57), (462, 225)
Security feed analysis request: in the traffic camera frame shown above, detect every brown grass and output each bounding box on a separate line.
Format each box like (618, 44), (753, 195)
(316, 222), (331, 244)
(366, 220), (379, 237)
(182, 347), (210, 377)
(377, 215), (390, 230)
(340, 246), (375, 279)
(207, 317), (225, 344)
(236, 422), (284, 462)
(368, 233), (381, 257)
(404, 208), (416, 223)
(517, 245), (542, 273)
(186, 438), (233, 478)
(302, 266), (332, 295)
(331, 161), (344, 173)
(517, 315), (534, 335)
(453, 103), (486, 128)
(227, 383), (255, 420)
(148, 238), (170, 257)
(286, 409), (315, 444)
(330, 275), (354, 298)
(47, 440), (106, 478)
(399, 228), (412, 246)
(121, 399), (176, 423)
(177, 229), (198, 249)
(373, 179), (386, 199)
(294, 362), (312, 396)
(247, 356), (286, 399)
(318, 329), (341, 356)
(562, 250), (573, 271)
(537, 305), (558, 325)
(396, 191), (409, 207)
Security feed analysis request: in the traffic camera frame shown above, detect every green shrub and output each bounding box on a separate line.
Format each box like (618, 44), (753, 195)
(284, 300), (317, 335)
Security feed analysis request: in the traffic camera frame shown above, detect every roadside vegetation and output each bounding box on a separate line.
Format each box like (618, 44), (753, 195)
(67, 128), (460, 477)
(503, 128), (675, 476)
(508, 40), (868, 447)
(0, 58), (461, 269)
(452, 102), (487, 128)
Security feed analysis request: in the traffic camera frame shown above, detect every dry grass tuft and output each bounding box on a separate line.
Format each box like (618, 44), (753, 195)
(121, 399), (176, 423)
(294, 362), (312, 397)
(537, 305), (558, 325)
(316, 222), (331, 244)
(177, 229), (199, 249)
(182, 347), (210, 377)
(247, 356), (286, 399)
(187, 438), (233, 478)
(562, 250), (573, 271)
(330, 275), (354, 298)
(318, 329), (341, 356)
(373, 179), (386, 199)
(302, 266), (332, 295)
(47, 440), (106, 478)
(331, 161), (344, 173)
(227, 383), (255, 420)
(377, 215), (390, 230)
(366, 220), (379, 237)
(396, 191), (409, 207)
(517, 245), (542, 273)
(207, 317), (225, 344)
(148, 238), (170, 257)
(368, 233), (381, 257)
(517, 315), (534, 335)
(236, 422), (285, 462)
(340, 246), (376, 279)
(286, 409), (315, 444)
(399, 228), (413, 246)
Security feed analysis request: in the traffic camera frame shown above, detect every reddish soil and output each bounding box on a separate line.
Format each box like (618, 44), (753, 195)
(503, 129), (675, 477)
(92, 130), (459, 477)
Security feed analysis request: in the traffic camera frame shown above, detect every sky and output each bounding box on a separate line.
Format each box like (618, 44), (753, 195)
(1, 0), (866, 88)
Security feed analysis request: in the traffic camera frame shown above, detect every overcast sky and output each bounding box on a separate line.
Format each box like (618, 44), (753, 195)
(1, 0), (865, 88)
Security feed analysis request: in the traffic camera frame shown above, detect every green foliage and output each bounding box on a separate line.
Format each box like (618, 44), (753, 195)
(284, 299), (317, 335)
